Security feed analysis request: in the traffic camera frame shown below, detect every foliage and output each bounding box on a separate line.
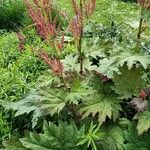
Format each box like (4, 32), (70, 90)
(77, 122), (105, 150)
(96, 51), (150, 78)
(2, 137), (26, 150)
(123, 120), (150, 150)
(0, 0), (29, 30)
(80, 76), (122, 125)
(112, 66), (147, 99)
(0, 111), (10, 138)
(21, 121), (85, 150)
(0, 0), (150, 149)
(136, 111), (150, 135)
(1, 73), (95, 128)
(0, 32), (47, 101)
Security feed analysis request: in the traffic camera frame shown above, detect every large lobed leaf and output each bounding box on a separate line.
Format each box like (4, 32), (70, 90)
(112, 66), (147, 100)
(80, 94), (122, 125)
(20, 121), (85, 150)
(97, 53), (150, 78)
(0, 74), (96, 128)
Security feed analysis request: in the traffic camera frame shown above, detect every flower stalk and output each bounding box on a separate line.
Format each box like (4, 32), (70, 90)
(78, 0), (84, 75)
(24, 0), (67, 89)
(136, 8), (144, 48)
(70, 0), (96, 75)
(136, 0), (150, 48)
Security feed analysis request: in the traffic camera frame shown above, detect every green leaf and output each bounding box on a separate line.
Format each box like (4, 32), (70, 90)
(66, 79), (95, 105)
(120, 55), (150, 70)
(2, 137), (26, 150)
(20, 121), (85, 150)
(77, 122), (105, 150)
(0, 89), (43, 128)
(80, 94), (122, 125)
(97, 57), (120, 78)
(97, 53), (150, 78)
(112, 66), (146, 100)
(61, 54), (80, 72)
(39, 89), (66, 116)
(142, 9), (150, 22)
(123, 120), (150, 150)
(61, 54), (96, 73)
(0, 88), (66, 128)
(106, 125), (125, 150)
(136, 111), (150, 135)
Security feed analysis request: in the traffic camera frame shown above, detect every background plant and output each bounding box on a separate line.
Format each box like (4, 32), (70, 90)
(0, 0), (30, 30)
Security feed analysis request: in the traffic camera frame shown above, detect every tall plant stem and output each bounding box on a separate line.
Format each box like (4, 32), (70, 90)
(78, 0), (84, 75)
(52, 41), (68, 90)
(136, 8), (144, 48)
(78, 32), (83, 75)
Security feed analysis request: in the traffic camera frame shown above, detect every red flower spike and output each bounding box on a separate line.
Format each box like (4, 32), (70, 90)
(38, 51), (63, 76)
(69, 0), (96, 39)
(83, 0), (96, 17)
(72, 0), (81, 16)
(24, 0), (60, 45)
(138, 0), (150, 9)
(69, 17), (82, 38)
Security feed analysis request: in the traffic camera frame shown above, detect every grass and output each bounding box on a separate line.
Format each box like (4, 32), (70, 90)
(57, 0), (139, 23)
(0, 0), (30, 30)
(58, 0), (149, 37)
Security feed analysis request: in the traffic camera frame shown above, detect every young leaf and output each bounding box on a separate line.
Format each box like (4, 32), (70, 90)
(77, 122), (105, 150)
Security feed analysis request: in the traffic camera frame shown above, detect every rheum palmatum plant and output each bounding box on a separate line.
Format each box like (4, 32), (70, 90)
(69, 0), (96, 74)
(24, 0), (96, 84)
(2, 0), (150, 150)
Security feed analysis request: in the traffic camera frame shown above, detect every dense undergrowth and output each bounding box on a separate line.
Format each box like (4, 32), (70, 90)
(0, 0), (150, 150)
(0, 0), (30, 30)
